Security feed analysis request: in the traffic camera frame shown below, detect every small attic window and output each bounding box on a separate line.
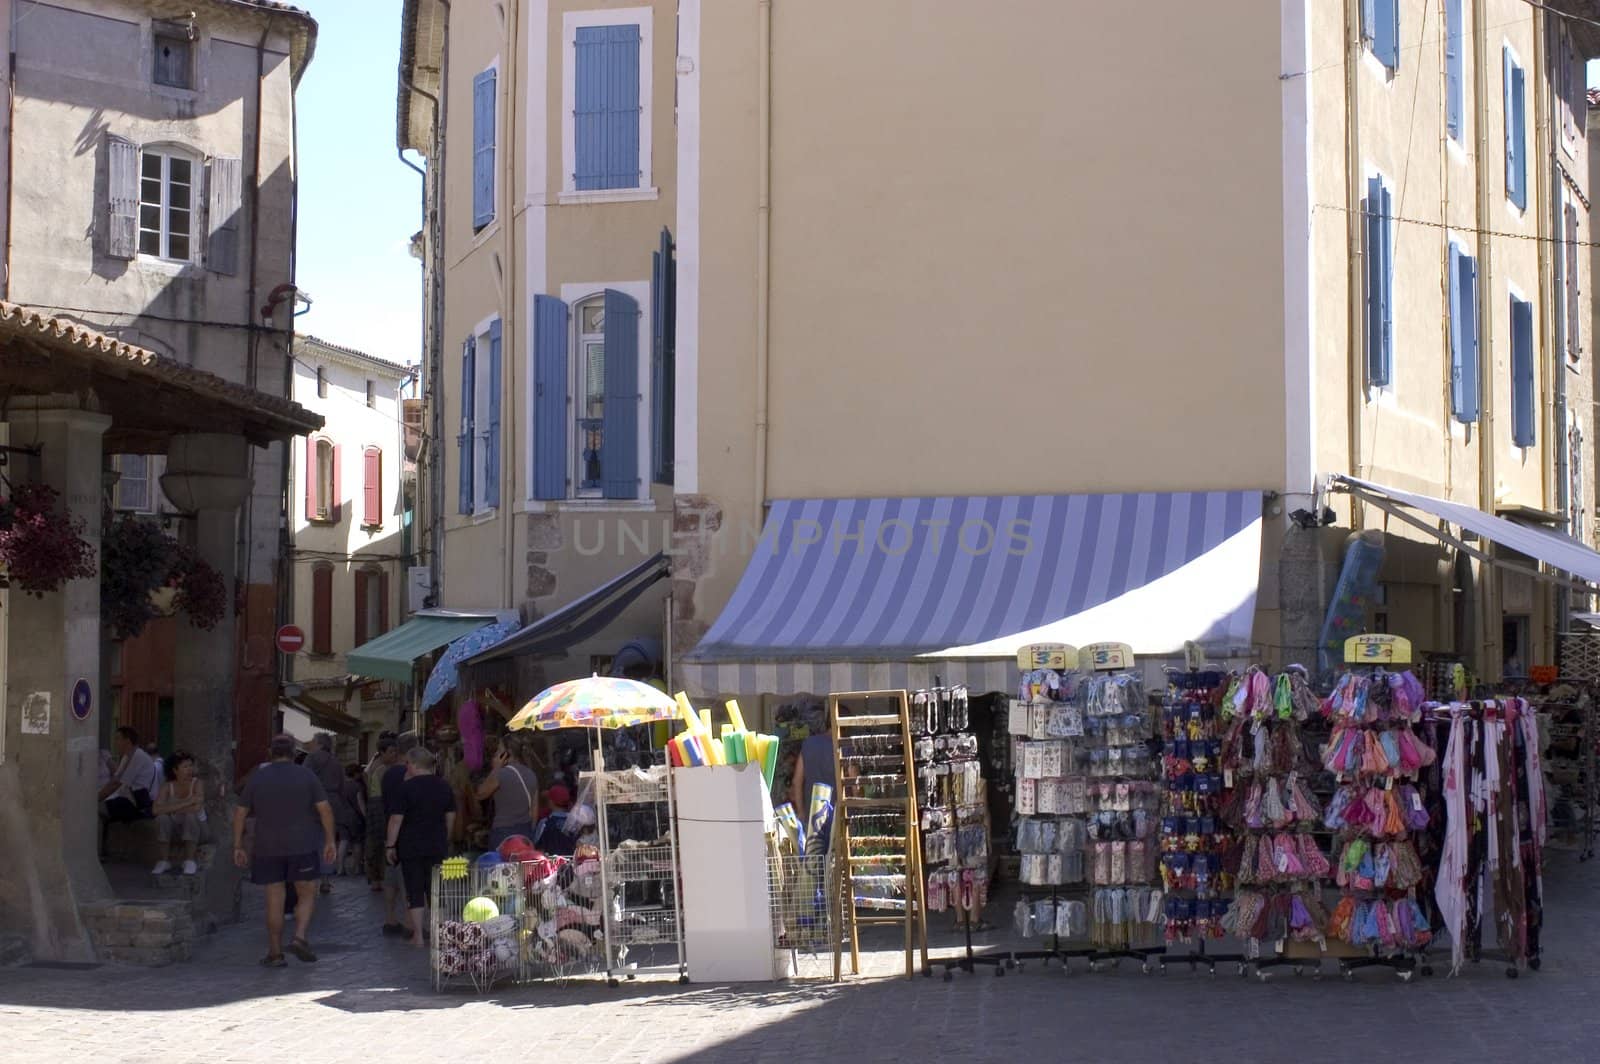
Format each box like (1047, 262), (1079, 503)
(153, 20), (195, 90)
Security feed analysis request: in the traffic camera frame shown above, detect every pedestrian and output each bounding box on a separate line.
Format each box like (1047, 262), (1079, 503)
(232, 734), (336, 968)
(99, 726), (158, 856)
(788, 730), (837, 853)
(339, 763), (367, 875)
(475, 737), (539, 850)
(364, 735), (399, 892)
(304, 733), (347, 894)
(379, 732), (419, 936)
(151, 751), (205, 875)
(533, 783), (576, 857)
(386, 747), (456, 948)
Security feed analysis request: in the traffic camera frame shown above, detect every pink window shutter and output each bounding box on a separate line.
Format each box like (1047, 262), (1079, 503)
(331, 444), (343, 523)
(304, 437), (319, 520)
(363, 448), (382, 527)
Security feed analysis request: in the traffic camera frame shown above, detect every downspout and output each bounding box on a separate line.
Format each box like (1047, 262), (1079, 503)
(1343, 0), (1364, 528)
(500, 0), (519, 612)
(753, 0), (772, 514)
(1472, 0), (1500, 679)
(4, 3), (16, 301)
(280, 19), (302, 691)
(1534, 13), (1567, 667)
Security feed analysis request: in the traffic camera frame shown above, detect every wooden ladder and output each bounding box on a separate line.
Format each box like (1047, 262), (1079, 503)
(827, 689), (928, 980)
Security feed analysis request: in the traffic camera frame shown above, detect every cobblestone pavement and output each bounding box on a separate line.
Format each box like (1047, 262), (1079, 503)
(3, 851), (1599, 1064)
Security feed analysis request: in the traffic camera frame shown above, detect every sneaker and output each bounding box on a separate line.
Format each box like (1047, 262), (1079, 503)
(151, 860), (171, 875)
(181, 860), (197, 875)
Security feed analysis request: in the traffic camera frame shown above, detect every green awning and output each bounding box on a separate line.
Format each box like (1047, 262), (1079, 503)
(347, 615), (496, 684)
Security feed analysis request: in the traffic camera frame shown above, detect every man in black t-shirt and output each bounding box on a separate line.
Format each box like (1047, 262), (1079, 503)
(233, 735), (336, 967)
(378, 732), (418, 936)
(386, 746), (456, 947)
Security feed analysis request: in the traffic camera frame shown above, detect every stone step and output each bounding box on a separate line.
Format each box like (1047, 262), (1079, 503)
(0, 934), (29, 968)
(79, 899), (196, 967)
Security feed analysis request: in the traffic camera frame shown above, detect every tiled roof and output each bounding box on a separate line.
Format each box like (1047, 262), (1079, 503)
(1589, 87), (1600, 108)
(396, 0), (447, 153)
(0, 301), (322, 437)
(296, 334), (414, 376)
(207, 1), (319, 83)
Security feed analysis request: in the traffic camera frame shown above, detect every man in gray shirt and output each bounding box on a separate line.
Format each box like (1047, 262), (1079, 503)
(234, 734), (336, 967)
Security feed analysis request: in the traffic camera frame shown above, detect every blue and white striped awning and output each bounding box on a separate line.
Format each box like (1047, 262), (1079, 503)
(679, 491), (1264, 699)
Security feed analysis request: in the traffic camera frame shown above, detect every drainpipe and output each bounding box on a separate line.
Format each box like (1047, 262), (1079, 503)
(4, 3), (16, 300)
(1534, 13), (1568, 663)
(1472, 0), (1500, 679)
(753, 0), (772, 515)
(1343, 0), (1364, 527)
(280, 19), (303, 691)
(499, 0), (518, 612)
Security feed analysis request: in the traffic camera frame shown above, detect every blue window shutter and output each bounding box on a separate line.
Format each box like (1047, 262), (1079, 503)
(533, 295), (570, 500)
(1459, 253), (1479, 423)
(1380, 184), (1393, 385)
(1445, 0), (1462, 140)
(484, 320), (502, 510)
(1511, 64), (1527, 210)
(1448, 245), (1465, 418)
(1364, 177), (1385, 388)
(1511, 297), (1535, 447)
(601, 289), (640, 500)
(574, 25), (642, 191)
(473, 69), (496, 228)
(1362, 0), (1377, 44)
(651, 227), (676, 484)
(1374, 0), (1399, 70)
(457, 337), (475, 513)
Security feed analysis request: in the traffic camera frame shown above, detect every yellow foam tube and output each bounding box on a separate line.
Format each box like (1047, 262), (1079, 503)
(725, 699), (748, 734)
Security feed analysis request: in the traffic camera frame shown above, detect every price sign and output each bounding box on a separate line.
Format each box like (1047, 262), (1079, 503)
(1343, 633), (1413, 665)
(1017, 643), (1077, 671)
(1080, 642), (1134, 672)
(1530, 665), (1558, 685)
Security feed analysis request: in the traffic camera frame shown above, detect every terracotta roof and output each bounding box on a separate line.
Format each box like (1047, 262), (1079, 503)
(396, 0), (447, 153)
(1590, 87), (1600, 108)
(296, 334), (413, 376)
(203, 1), (319, 83)
(0, 301), (323, 439)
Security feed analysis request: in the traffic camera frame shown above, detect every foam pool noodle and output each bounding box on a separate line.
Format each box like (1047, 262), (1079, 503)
(807, 782), (834, 848)
(674, 693), (701, 733)
(725, 700), (748, 733)
(761, 734), (779, 789)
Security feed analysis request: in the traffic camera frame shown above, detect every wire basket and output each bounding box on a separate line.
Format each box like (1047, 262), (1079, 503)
(430, 858), (524, 993)
(520, 854), (608, 979)
(592, 765), (672, 805)
(768, 851), (834, 952)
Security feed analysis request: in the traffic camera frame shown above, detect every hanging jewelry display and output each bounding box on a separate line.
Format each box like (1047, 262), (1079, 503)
(1006, 644), (1094, 973)
(1317, 652), (1434, 981)
(1218, 665), (1329, 979)
(1156, 667), (1245, 975)
(1431, 696), (1546, 977)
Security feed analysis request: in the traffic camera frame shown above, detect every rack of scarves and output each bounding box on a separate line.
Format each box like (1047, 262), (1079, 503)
(1156, 669), (1244, 974)
(1316, 667), (1435, 980)
(1428, 697), (1546, 977)
(1007, 665), (1093, 970)
(1079, 671), (1164, 969)
(914, 685), (1004, 979)
(1218, 666), (1331, 976)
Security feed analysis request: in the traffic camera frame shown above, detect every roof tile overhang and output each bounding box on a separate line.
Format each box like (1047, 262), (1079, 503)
(1547, 1), (1600, 58)
(397, 0), (448, 154)
(0, 302), (323, 451)
(201, 0), (319, 83)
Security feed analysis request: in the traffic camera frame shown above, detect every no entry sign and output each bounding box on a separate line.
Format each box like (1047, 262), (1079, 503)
(275, 625), (306, 655)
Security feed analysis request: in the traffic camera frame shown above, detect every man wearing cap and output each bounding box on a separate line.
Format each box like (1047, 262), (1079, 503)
(534, 783), (577, 857)
(233, 734), (337, 967)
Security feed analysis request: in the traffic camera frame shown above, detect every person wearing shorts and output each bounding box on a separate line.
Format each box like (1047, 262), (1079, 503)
(234, 734), (336, 967)
(379, 732), (419, 935)
(386, 747), (456, 948)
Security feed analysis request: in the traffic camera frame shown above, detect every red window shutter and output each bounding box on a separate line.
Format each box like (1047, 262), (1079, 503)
(330, 444), (343, 523)
(363, 447), (382, 527)
(311, 565), (333, 655)
(353, 568), (369, 647)
(378, 569), (391, 634)
(304, 437), (319, 520)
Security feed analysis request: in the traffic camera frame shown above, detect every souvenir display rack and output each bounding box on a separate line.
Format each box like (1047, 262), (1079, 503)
(1077, 648), (1163, 972)
(430, 856), (525, 993)
(827, 689), (928, 981)
(1536, 685), (1597, 859)
(914, 683), (1004, 980)
(590, 764), (687, 985)
(1317, 636), (1434, 982)
(1157, 667), (1245, 975)
(1220, 666), (1329, 979)
(1007, 644), (1094, 973)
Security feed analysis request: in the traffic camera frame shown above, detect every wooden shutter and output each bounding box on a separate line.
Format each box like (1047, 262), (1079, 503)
(378, 569), (391, 634)
(1506, 51), (1527, 210)
(1449, 245), (1465, 420)
(1566, 204), (1581, 362)
(533, 296), (570, 500)
(651, 227), (676, 485)
(107, 134), (138, 259)
(1371, 0), (1398, 70)
(1511, 297), (1535, 447)
(485, 320), (503, 509)
(363, 447), (382, 528)
(206, 156), (242, 275)
(602, 289), (640, 499)
(330, 444), (343, 524)
(304, 436), (320, 520)
(1445, 0), (1462, 140)
(1364, 178), (1391, 388)
(458, 337), (476, 513)
(472, 69), (496, 228)
(312, 565), (333, 655)
(353, 568), (369, 648)
(574, 25), (642, 191)
(1458, 253), (1479, 423)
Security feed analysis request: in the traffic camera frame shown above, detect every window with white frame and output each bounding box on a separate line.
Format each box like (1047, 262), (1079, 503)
(562, 7), (653, 197)
(456, 318), (502, 515)
(314, 438), (335, 520)
(138, 149), (193, 260)
(112, 454), (155, 512)
(574, 296), (608, 495)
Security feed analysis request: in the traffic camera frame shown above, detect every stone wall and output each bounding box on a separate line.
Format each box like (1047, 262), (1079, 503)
(79, 900), (195, 967)
(670, 494), (723, 654)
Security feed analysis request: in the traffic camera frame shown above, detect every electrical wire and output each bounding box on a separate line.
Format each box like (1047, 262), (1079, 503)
(1324, 201), (1600, 248)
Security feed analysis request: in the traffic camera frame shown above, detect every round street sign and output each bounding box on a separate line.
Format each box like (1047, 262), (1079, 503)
(275, 625), (307, 655)
(71, 678), (92, 721)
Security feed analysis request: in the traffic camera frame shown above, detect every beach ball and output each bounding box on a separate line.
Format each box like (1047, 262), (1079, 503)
(497, 835), (537, 863)
(484, 863), (520, 897)
(463, 896), (500, 923)
(477, 852), (505, 870)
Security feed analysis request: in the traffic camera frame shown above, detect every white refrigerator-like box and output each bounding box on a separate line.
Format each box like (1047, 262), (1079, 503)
(674, 763), (780, 982)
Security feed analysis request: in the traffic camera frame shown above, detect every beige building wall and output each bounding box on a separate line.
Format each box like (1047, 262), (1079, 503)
(423, 0), (676, 686)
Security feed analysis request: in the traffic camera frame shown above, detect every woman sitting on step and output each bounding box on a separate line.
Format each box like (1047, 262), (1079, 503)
(152, 751), (207, 876)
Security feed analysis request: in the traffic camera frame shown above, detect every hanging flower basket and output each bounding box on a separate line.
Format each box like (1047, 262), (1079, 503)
(101, 513), (227, 638)
(0, 484), (97, 596)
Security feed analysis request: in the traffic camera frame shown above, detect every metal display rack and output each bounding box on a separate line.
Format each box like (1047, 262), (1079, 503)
(430, 859), (524, 993)
(590, 764), (688, 985)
